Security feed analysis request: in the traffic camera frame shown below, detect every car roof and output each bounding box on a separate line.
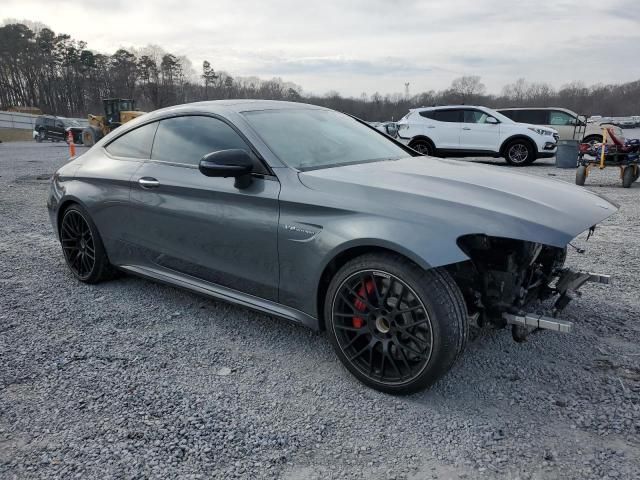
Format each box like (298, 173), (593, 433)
(497, 107), (577, 114)
(409, 105), (487, 112)
(148, 100), (328, 117)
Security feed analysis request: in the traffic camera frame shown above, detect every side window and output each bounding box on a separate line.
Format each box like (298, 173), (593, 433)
(519, 110), (549, 125)
(419, 111), (434, 119)
(151, 115), (267, 173)
(105, 122), (158, 159)
(499, 110), (517, 121)
(430, 109), (463, 122)
(549, 111), (575, 126)
(463, 110), (490, 124)
(44, 117), (54, 127)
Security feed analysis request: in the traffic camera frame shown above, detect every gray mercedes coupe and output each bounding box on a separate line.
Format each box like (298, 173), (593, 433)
(48, 100), (617, 394)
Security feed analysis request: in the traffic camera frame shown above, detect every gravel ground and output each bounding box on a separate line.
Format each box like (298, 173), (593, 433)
(1, 141), (639, 480)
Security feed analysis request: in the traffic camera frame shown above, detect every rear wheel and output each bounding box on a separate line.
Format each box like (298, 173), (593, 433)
(409, 139), (434, 156)
(59, 204), (115, 283)
(504, 140), (535, 166)
(325, 253), (468, 394)
(82, 127), (98, 147)
(622, 166), (635, 188)
(576, 165), (587, 186)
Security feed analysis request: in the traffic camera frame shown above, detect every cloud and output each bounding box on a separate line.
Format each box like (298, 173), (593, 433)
(3, 0), (640, 96)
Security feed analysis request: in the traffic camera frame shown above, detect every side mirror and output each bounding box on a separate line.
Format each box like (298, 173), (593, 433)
(199, 149), (254, 189)
(485, 117), (499, 124)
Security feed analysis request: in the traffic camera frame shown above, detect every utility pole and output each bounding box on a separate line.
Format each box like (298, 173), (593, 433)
(404, 82), (410, 98)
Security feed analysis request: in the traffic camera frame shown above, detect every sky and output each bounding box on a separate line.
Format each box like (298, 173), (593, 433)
(3, 0), (640, 97)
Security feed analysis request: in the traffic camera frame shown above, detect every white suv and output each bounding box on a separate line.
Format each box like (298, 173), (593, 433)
(396, 105), (558, 165)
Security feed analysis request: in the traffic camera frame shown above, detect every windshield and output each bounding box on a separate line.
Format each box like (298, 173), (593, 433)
(242, 109), (409, 170)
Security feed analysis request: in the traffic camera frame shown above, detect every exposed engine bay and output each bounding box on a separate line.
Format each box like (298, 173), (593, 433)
(447, 233), (609, 341)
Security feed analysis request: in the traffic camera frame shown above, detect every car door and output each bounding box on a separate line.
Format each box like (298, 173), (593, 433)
(77, 121), (157, 265)
(548, 110), (578, 140)
(53, 119), (66, 140)
(460, 109), (501, 151)
(425, 109), (463, 149)
(129, 114), (281, 301)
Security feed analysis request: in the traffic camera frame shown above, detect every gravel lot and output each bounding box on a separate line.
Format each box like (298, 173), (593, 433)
(1, 141), (639, 479)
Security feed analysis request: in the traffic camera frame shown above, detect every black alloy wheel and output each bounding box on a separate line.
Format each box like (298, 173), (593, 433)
(331, 270), (434, 386)
(325, 254), (468, 394)
(60, 209), (96, 280)
(59, 205), (115, 283)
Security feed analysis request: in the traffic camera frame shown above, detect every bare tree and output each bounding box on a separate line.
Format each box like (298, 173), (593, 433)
(450, 75), (486, 103)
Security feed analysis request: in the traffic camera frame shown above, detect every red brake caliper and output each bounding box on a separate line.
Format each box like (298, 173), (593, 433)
(352, 280), (375, 329)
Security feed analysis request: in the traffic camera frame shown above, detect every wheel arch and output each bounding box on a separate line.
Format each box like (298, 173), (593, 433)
(408, 135), (436, 150)
(55, 196), (88, 239)
(315, 242), (433, 331)
(499, 135), (538, 156)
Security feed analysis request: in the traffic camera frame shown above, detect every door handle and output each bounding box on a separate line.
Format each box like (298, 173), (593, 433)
(138, 177), (160, 189)
(462, 127), (471, 130)
(427, 125), (436, 129)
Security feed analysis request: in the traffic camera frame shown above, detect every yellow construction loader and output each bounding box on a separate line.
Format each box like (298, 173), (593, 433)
(81, 98), (145, 146)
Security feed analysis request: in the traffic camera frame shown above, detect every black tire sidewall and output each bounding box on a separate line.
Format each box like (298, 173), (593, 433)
(324, 254), (467, 394)
(410, 140), (433, 156)
(505, 140), (535, 166)
(61, 204), (113, 284)
(622, 166), (634, 188)
(576, 166), (587, 186)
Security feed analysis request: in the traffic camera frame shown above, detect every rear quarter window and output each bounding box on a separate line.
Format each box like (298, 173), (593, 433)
(105, 122), (158, 159)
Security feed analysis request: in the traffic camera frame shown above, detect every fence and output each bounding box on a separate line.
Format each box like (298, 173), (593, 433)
(0, 111), (88, 130)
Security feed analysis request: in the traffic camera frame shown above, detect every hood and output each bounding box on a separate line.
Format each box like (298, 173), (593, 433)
(298, 157), (617, 248)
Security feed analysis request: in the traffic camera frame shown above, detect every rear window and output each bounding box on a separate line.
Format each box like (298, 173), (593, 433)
(105, 122), (158, 159)
(505, 110), (549, 124)
(421, 109), (463, 122)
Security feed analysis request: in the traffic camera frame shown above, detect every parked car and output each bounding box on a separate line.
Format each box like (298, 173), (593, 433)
(497, 107), (611, 145)
(47, 100), (616, 394)
(396, 105), (558, 165)
(370, 121), (399, 137)
(33, 115), (83, 144)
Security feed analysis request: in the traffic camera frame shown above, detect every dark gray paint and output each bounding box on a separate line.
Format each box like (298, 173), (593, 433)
(47, 100), (618, 329)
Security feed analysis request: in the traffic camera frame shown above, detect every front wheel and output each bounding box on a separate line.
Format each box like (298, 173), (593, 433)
(36, 130), (45, 143)
(325, 254), (468, 394)
(504, 140), (535, 166)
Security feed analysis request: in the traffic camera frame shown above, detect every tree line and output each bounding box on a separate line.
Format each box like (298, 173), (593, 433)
(1, 21), (639, 122)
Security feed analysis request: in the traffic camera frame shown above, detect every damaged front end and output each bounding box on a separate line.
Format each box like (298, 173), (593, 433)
(446, 233), (610, 342)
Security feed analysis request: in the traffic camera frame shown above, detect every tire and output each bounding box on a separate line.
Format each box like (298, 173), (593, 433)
(324, 253), (468, 394)
(576, 165), (587, 186)
(504, 139), (535, 166)
(409, 139), (434, 156)
(59, 204), (116, 284)
(82, 127), (98, 147)
(36, 130), (45, 143)
(622, 166), (635, 188)
(582, 134), (603, 146)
